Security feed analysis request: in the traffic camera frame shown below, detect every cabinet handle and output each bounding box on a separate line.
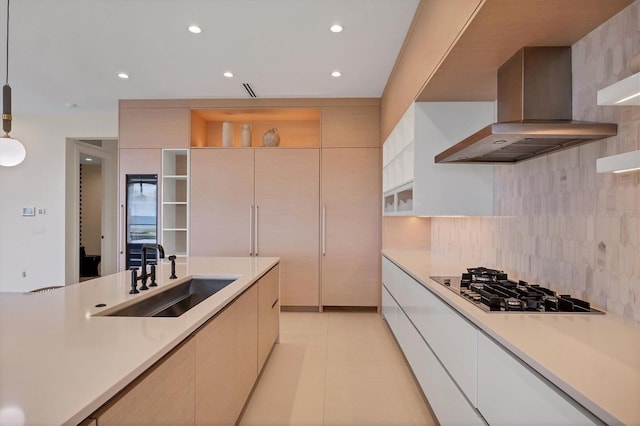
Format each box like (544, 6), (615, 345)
(249, 205), (253, 256)
(271, 298), (279, 309)
(255, 205), (259, 256)
(120, 204), (125, 255)
(322, 204), (326, 256)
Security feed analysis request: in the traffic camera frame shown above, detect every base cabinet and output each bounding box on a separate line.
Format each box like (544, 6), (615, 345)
(195, 284), (258, 424)
(92, 338), (196, 425)
(382, 255), (601, 426)
(89, 266), (278, 425)
(258, 265), (280, 371)
(394, 265), (477, 405)
(383, 285), (483, 425)
(477, 333), (598, 425)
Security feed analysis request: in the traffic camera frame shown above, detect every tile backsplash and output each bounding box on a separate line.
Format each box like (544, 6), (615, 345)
(430, 1), (640, 321)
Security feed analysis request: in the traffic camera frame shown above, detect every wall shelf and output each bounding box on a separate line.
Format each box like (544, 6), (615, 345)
(161, 149), (189, 256)
(191, 108), (321, 148)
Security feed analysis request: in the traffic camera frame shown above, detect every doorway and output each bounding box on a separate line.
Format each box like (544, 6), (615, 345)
(65, 138), (118, 284)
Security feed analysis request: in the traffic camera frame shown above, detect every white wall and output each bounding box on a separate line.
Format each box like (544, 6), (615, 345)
(0, 113), (117, 292)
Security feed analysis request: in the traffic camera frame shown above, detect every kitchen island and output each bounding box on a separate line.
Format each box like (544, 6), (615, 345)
(383, 249), (640, 425)
(0, 256), (279, 425)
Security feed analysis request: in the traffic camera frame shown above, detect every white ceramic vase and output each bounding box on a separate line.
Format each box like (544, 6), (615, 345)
(241, 124), (252, 147)
(222, 121), (233, 147)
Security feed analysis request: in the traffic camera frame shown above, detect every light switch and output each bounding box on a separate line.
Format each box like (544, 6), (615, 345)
(22, 207), (35, 216)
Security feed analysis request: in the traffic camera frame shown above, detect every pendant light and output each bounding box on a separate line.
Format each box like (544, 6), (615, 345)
(0, 0), (25, 167)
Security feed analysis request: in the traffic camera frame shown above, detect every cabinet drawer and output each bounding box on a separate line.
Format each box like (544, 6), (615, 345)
(382, 256), (396, 293)
(260, 265), (279, 308)
(258, 265), (280, 370)
(477, 333), (598, 425)
(394, 266), (478, 406)
(381, 285), (397, 329)
(392, 294), (483, 425)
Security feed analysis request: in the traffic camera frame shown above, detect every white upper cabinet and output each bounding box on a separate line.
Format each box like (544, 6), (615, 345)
(383, 102), (495, 216)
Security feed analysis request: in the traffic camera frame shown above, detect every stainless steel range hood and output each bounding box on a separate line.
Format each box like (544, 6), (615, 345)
(435, 47), (617, 164)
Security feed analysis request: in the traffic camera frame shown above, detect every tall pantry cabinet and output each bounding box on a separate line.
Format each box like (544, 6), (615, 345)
(118, 103), (191, 270)
(119, 99), (380, 310)
(320, 104), (381, 307)
(190, 148), (320, 307)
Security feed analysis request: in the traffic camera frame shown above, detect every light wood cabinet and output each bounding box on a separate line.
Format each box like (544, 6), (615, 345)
(258, 264), (280, 370)
(93, 337), (196, 425)
(321, 105), (380, 147)
(195, 284), (258, 425)
(190, 149), (255, 256)
(254, 149), (320, 307)
(91, 268), (279, 426)
(119, 107), (190, 148)
(321, 148), (381, 307)
(190, 149), (320, 309)
(120, 99), (382, 309)
(235, 284), (259, 411)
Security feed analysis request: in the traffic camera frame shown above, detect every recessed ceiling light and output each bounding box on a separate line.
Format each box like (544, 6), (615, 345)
(85, 158), (93, 162)
(118, 73), (130, 79)
(188, 25), (202, 34)
(330, 24), (343, 33)
(223, 71), (234, 78)
(65, 103), (77, 108)
(331, 71), (342, 77)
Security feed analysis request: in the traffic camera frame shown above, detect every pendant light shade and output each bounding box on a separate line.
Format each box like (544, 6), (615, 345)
(1, 0), (25, 167)
(0, 135), (26, 166)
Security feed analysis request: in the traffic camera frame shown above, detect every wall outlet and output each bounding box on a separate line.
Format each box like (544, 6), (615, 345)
(22, 270), (26, 278)
(38, 208), (46, 215)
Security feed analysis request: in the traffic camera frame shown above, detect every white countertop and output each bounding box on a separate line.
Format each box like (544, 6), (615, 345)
(382, 249), (640, 426)
(0, 256), (279, 426)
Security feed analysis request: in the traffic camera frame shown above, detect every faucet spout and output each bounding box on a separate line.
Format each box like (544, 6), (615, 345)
(140, 244), (165, 285)
(141, 244), (165, 265)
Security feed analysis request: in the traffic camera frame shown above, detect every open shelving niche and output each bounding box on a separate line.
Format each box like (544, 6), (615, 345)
(190, 108), (321, 148)
(161, 149), (189, 258)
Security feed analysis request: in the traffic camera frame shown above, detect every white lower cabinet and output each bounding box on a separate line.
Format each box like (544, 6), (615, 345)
(477, 333), (599, 425)
(381, 285), (397, 331)
(384, 282), (483, 425)
(389, 287), (483, 425)
(382, 255), (602, 426)
(393, 265), (478, 406)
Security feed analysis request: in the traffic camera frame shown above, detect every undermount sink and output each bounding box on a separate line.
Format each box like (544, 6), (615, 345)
(103, 278), (237, 317)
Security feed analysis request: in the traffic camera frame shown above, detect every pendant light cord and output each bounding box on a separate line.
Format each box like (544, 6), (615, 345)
(5, 0), (9, 85)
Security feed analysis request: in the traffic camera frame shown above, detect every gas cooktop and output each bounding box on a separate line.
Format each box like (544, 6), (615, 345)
(430, 267), (604, 314)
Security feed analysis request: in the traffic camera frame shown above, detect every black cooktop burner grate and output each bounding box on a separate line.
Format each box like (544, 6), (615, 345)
(430, 267), (604, 314)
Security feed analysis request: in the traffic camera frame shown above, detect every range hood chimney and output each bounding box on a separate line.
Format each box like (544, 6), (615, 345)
(435, 47), (617, 164)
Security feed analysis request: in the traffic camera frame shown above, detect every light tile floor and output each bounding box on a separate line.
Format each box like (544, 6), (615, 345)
(240, 311), (437, 426)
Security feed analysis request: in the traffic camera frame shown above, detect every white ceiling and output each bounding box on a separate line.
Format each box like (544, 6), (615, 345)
(0, 0), (419, 114)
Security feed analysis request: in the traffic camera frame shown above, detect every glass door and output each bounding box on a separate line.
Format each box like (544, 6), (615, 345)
(125, 174), (158, 268)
